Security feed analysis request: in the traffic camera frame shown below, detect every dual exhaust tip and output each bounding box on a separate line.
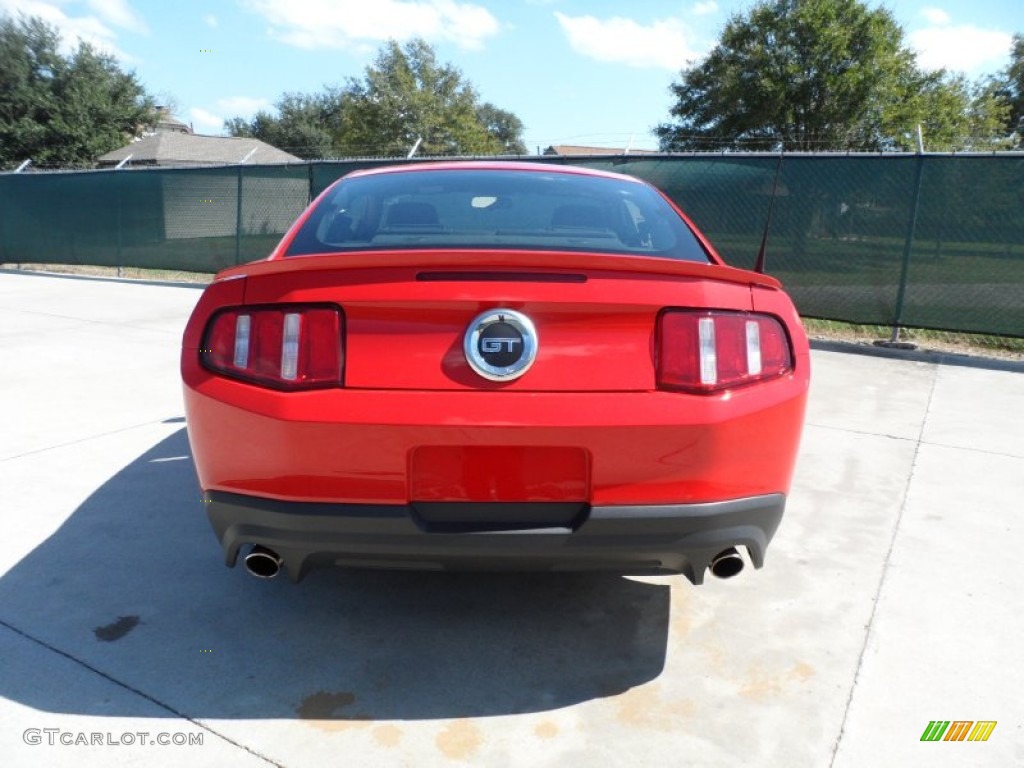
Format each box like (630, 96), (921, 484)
(244, 545), (282, 579)
(709, 547), (745, 579)
(243, 544), (745, 581)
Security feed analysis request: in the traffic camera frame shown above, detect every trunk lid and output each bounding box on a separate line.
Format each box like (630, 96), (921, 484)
(235, 250), (768, 392)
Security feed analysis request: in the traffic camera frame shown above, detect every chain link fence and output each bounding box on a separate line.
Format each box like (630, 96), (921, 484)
(2, 154), (1022, 337)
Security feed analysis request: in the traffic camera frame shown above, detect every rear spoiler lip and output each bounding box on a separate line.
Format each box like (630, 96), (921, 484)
(215, 249), (782, 290)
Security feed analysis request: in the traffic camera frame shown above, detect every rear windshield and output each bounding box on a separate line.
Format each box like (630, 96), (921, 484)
(285, 168), (712, 262)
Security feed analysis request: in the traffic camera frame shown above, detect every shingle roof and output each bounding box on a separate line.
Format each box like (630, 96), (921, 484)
(97, 133), (301, 167)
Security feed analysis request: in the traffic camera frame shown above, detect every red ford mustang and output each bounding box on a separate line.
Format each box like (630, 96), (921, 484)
(181, 161), (809, 584)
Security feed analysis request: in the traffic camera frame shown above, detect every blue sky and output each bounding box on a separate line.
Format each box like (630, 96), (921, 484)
(2, 0), (1021, 152)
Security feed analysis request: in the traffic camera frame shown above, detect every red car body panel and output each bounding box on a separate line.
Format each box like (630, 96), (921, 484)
(183, 254), (807, 500)
(181, 161), (810, 583)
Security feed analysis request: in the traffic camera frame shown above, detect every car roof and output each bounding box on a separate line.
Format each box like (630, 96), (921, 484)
(343, 160), (647, 185)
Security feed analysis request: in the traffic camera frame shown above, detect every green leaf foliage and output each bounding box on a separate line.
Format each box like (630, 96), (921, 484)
(655, 0), (1010, 152)
(226, 89), (344, 160)
(994, 33), (1023, 146)
(0, 13), (153, 166)
(226, 38), (525, 158)
(476, 102), (528, 155)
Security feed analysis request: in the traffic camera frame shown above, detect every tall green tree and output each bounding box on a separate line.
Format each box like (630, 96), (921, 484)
(995, 33), (1023, 145)
(226, 38), (524, 158)
(655, 0), (1004, 152)
(337, 39), (506, 156)
(226, 89), (345, 159)
(874, 70), (1010, 151)
(0, 14), (154, 166)
(476, 102), (528, 155)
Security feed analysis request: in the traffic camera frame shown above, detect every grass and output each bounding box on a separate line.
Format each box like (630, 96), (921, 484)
(1, 262), (213, 284)
(711, 233), (1024, 285)
(802, 318), (1024, 361)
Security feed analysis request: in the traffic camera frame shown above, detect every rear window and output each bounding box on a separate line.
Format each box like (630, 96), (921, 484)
(285, 168), (712, 262)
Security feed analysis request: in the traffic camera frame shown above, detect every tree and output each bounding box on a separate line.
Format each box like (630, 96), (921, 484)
(226, 90), (345, 159)
(0, 13), (154, 166)
(995, 33), (1023, 145)
(874, 70), (1010, 151)
(337, 39), (506, 156)
(655, 0), (1005, 152)
(476, 103), (528, 155)
(226, 38), (525, 158)
(922, 76), (1009, 151)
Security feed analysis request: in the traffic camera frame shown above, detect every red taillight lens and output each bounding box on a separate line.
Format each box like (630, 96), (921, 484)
(201, 305), (343, 390)
(658, 310), (792, 393)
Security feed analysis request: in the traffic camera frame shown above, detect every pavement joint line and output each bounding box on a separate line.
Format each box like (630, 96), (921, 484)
(1, 418), (186, 463)
(916, 440), (1024, 461)
(806, 423), (1023, 461)
(0, 618), (284, 768)
(826, 362), (940, 767)
(803, 422), (917, 443)
(0, 305), (183, 335)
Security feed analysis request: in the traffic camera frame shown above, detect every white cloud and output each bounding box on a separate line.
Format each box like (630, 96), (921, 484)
(85, 0), (148, 34)
(554, 12), (699, 71)
(189, 107), (225, 134)
(203, 13), (217, 28)
(909, 21), (1011, 74)
(692, 1), (717, 16)
(920, 7), (950, 25)
(189, 98), (272, 133)
(216, 96), (273, 117)
(0, 0), (138, 59)
(240, 0), (499, 51)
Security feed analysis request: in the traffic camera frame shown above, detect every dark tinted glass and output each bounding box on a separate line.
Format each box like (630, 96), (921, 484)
(285, 168), (712, 262)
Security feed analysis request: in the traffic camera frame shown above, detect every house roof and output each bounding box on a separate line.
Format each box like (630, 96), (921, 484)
(543, 144), (661, 157)
(97, 133), (301, 167)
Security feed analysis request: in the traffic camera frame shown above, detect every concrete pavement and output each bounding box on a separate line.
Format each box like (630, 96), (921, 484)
(1, 269), (1021, 767)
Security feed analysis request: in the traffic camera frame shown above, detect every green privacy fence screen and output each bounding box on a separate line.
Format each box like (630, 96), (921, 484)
(2, 154), (1023, 337)
(0, 164), (311, 274)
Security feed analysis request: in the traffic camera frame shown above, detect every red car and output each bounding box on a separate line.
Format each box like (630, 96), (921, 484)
(181, 161), (809, 584)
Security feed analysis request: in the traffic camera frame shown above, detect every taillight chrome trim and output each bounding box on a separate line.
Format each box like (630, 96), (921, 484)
(745, 320), (762, 375)
(698, 316), (717, 386)
(280, 312), (302, 381)
(233, 314), (251, 369)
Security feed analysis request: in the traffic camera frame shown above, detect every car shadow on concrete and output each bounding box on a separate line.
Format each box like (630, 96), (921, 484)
(0, 429), (669, 721)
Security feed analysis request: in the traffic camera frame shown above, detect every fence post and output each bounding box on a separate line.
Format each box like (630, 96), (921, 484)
(235, 165), (243, 265)
(0, 175), (10, 266)
(889, 154), (925, 343)
(115, 172), (123, 277)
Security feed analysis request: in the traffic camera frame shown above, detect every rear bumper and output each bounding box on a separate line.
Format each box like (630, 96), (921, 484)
(206, 490), (786, 585)
(183, 383), (808, 506)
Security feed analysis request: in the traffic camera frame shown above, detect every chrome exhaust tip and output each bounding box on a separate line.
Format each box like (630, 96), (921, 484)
(244, 545), (283, 579)
(709, 547), (744, 579)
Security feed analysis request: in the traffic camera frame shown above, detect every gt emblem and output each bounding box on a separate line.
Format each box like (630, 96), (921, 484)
(481, 337), (521, 354)
(464, 309), (538, 381)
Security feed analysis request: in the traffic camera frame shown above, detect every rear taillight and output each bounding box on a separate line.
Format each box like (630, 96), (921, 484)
(201, 305), (343, 390)
(658, 310), (792, 393)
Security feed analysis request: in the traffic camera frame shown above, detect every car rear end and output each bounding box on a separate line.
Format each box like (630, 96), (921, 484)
(181, 163), (809, 584)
